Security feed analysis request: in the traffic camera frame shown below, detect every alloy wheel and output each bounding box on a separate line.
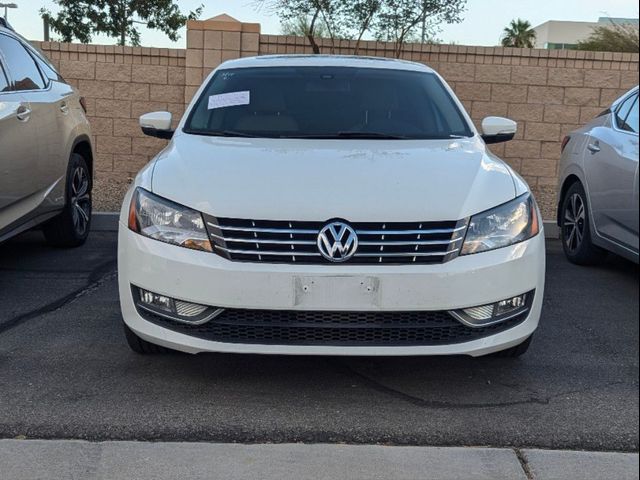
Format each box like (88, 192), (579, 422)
(70, 166), (91, 236)
(563, 193), (585, 253)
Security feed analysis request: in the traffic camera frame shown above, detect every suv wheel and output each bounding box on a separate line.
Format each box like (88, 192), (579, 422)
(560, 182), (605, 265)
(43, 153), (92, 247)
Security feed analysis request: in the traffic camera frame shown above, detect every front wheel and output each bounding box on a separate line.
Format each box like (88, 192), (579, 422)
(559, 182), (605, 265)
(43, 153), (92, 247)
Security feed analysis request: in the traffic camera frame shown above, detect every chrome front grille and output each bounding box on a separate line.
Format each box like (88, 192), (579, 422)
(203, 216), (468, 265)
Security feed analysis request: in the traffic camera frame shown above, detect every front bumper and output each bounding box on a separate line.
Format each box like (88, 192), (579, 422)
(118, 224), (545, 356)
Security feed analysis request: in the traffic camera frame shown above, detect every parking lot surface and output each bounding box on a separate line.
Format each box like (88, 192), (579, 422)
(0, 230), (637, 451)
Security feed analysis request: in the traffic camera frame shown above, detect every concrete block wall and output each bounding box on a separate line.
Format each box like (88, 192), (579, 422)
(183, 17), (260, 105)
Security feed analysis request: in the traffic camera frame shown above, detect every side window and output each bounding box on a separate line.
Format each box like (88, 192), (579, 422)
(622, 96), (638, 134)
(0, 62), (9, 92)
(30, 49), (63, 82)
(614, 95), (635, 131)
(0, 34), (46, 91)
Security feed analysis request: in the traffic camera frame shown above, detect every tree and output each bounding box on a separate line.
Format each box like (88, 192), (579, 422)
(373, 0), (466, 57)
(343, 0), (382, 55)
(258, 0), (464, 56)
(40, 0), (203, 46)
(281, 14), (330, 38)
(576, 22), (639, 53)
(256, 0), (346, 54)
(501, 19), (536, 48)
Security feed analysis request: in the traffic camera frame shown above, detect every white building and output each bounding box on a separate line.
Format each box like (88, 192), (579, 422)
(533, 17), (639, 50)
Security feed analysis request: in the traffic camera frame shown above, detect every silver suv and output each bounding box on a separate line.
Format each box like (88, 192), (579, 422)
(0, 20), (93, 246)
(558, 86), (639, 264)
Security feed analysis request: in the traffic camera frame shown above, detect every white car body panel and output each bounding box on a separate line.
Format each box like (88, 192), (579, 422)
(152, 136), (517, 222)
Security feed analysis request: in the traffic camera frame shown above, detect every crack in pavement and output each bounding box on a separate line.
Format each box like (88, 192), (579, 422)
(514, 448), (535, 479)
(333, 360), (631, 410)
(0, 259), (117, 336)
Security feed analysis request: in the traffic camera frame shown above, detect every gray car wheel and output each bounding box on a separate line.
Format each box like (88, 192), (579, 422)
(43, 153), (92, 247)
(560, 182), (605, 265)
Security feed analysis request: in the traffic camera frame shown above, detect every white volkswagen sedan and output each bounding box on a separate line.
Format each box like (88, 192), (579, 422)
(118, 55), (545, 357)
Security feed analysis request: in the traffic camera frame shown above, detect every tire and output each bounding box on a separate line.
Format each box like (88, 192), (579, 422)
(43, 153), (92, 248)
(491, 335), (533, 358)
(123, 322), (173, 354)
(559, 181), (606, 265)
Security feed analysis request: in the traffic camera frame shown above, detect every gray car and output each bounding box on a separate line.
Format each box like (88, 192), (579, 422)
(0, 19), (94, 246)
(557, 86), (639, 265)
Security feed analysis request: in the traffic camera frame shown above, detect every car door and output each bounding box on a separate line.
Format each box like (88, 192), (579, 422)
(0, 45), (39, 217)
(584, 91), (639, 252)
(0, 32), (60, 222)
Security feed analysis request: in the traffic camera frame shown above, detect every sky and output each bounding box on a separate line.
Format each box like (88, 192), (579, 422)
(6, 0), (639, 48)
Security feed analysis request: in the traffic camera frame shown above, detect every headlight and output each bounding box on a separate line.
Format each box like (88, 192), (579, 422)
(128, 188), (213, 252)
(461, 193), (539, 255)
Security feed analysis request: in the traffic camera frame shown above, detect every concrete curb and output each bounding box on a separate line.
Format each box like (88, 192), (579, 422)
(0, 440), (637, 480)
(91, 212), (560, 239)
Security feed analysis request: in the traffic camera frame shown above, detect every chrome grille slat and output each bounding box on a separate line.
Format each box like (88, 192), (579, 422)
(210, 233), (316, 245)
(356, 225), (467, 235)
(359, 238), (462, 246)
(204, 215), (468, 265)
(216, 246), (321, 257)
(208, 223), (318, 235)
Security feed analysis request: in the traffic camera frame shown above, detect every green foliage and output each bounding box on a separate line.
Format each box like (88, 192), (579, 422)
(40, 0), (203, 46)
(257, 0), (465, 56)
(501, 18), (536, 48)
(576, 23), (639, 53)
(281, 15), (330, 38)
(373, 0), (465, 56)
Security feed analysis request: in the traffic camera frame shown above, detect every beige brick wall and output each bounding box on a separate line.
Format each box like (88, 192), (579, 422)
(32, 41), (186, 211)
(33, 20), (639, 219)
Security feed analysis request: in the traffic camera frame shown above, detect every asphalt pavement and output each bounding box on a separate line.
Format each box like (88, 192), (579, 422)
(0, 230), (638, 453)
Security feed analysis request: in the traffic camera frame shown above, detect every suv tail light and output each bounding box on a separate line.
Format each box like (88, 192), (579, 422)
(561, 135), (570, 153)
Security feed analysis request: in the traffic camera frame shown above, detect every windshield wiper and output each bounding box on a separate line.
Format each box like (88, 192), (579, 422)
(208, 130), (259, 138)
(336, 131), (410, 139)
(284, 132), (410, 140)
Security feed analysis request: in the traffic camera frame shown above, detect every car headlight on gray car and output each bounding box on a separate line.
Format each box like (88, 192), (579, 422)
(128, 188), (213, 252)
(461, 193), (540, 255)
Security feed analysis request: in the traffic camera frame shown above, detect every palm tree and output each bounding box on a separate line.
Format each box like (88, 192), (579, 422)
(501, 19), (536, 48)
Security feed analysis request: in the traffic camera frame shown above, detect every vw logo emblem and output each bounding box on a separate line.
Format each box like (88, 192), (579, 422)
(317, 221), (358, 262)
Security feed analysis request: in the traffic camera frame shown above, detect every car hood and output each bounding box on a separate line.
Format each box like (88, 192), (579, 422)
(151, 134), (518, 222)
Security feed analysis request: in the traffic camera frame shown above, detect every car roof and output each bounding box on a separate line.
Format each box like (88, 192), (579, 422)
(217, 54), (435, 74)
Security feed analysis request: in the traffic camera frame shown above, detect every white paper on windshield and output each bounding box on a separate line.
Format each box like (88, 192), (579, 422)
(208, 91), (250, 110)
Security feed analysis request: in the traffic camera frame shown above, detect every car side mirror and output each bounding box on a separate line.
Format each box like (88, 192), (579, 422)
(140, 111), (174, 140)
(481, 116), (517, 144)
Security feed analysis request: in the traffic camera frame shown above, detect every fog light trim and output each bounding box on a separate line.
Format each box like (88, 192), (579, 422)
(449, 291), (534, 328)
(133, 286), (224, 325)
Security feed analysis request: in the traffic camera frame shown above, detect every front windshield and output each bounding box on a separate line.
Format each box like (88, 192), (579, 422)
(184, 66), (473, 140)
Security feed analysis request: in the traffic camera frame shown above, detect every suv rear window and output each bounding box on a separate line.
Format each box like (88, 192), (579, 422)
(185, 66), (473, 139)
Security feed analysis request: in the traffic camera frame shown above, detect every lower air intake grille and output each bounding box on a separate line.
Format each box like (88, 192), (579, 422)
(139, 308), (526, 347)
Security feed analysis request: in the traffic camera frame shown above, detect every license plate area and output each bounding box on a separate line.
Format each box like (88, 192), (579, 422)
(293, 276), (380, 309)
